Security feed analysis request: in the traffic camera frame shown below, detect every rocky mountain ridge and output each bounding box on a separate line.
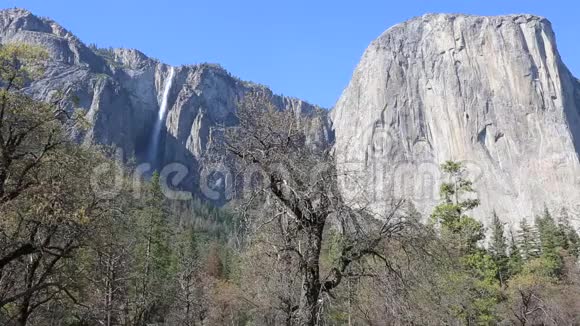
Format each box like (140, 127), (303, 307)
(0, 8), (333, 198)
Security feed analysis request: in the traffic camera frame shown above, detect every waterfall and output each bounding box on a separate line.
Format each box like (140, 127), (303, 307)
(158, 67), (175, 120)
(148, 66), (175, 168)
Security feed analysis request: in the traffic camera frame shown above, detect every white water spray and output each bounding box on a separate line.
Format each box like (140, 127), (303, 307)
(158, 67), (175, 120)
(147, 66), (175, 167)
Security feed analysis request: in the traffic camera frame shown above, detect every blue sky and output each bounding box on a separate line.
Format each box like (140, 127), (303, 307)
(3, 1), (579, 108)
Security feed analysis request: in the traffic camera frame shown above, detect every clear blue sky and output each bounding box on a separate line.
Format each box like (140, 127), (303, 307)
(3, 1), (580, 108)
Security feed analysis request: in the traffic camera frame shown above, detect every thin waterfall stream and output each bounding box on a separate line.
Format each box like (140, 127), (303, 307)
(147, 66), (175, 168)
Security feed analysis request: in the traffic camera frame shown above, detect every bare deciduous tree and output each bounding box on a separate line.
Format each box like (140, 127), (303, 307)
(215, 91), (414, 325)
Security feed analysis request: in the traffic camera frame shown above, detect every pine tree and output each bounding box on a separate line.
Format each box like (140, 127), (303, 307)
(536, 207), (566, 253)
(557, 207), (572, 250)
(431, 161), (499, 323)
(132, 172), (177, 324)
(431, 161), (484, 255)
(534, 208), (564, 277)
(508, 228), (523, 276)
(490, 211), (508, 257)
(146, 172), (176, 283)
(517, 218), (539, 261)
(568, 227), (580, 258)
(173, 225), (203, 324)
(489, 211), (509, 284)
(557, 207), (580, 258)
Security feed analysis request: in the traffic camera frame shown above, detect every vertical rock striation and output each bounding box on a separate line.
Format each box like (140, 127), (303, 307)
(332, 14), (580, 225)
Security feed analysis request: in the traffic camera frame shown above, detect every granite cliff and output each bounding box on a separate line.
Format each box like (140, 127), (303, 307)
(0, 8), (333, 198)
(332, 14), (580, 225)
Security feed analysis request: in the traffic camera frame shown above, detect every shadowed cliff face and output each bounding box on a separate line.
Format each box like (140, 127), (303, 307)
(332, 13), (580, 226)
(0, 8), (334, 200)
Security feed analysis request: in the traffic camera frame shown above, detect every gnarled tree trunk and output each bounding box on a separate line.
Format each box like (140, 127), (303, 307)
(295, 223), (324, 326)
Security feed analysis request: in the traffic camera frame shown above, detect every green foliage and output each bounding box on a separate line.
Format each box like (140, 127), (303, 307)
(424, 163), (580, 324)
(517, 218), (540, 261)
(489, 212), (507, 258)
(489, 211), (511, 284)
(556, 207), (580, 258)
(536, 208), (567, 252)
(567, 227), (580, 258)
(520, 256), (560, 280)
(0, 42), (109, 325)
(0, 43), (47, 88)
(533, 208), (565, 276)
(431, 161), (484, 254)
(176, 225), (200, 263)
(427, 161), (502, 324)
(508, 229), (524, 277)
(434, 260), (500, 325)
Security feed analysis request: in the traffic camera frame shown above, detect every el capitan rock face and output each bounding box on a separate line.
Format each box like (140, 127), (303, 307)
(331, 14), (580, 226)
